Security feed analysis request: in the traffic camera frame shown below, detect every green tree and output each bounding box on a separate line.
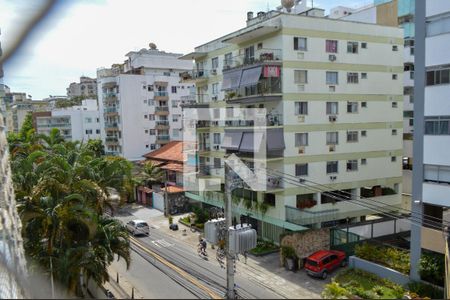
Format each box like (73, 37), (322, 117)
(139, 161), (164, 187)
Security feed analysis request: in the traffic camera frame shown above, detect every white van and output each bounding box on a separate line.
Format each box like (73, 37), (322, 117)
(126, 220), (150, 236)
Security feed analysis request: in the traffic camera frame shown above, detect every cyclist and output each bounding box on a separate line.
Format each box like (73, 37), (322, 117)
(199, 238), (207, 256)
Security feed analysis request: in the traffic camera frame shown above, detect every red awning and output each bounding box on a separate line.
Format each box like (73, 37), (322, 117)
(161, 186), (184, 194)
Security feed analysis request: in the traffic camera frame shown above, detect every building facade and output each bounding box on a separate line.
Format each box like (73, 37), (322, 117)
(97, 46), (194, 161)
(33, 99), (101, 141)
(66, 76), (97, 98)
(181, 4), (404, 243)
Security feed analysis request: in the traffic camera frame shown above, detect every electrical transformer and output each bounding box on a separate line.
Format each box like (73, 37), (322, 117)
(204, 218), (226, 244)
(228, 224), (257, 255)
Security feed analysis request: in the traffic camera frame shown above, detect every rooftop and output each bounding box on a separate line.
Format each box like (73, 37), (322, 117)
(143, 141), (186, 163)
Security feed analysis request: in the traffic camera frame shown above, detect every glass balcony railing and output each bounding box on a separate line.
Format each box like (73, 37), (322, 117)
(156, 120), (170, 126)
(285, 205), (340, 226)
(223, 48), (282, 70)
(155, 106), (169, 112)
(103, 92), (118, 98)
(226, 80), (282, 101)
(104, 107), (119, 113)
(225, 113), (283, 127)
(105, 137), (119, 143)
(156, 135), (170, 141)
(105, 122), (119, 128)
(154, 91), (169, 97)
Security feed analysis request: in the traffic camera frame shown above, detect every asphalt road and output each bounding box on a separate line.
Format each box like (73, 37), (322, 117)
(114, 215), (283, 299)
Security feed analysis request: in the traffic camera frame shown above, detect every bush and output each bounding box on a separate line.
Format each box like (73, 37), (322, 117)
(322, 281), (349, 299)
(281, 245), (296, 259)
(355, 243), (410, 274)
(168, 215), (173, 225)
(420, 252), (445, 286)
(408, 281), (444, 299)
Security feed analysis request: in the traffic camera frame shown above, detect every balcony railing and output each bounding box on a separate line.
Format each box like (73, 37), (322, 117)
(156, 135), (170, 141)
(104, 107), (119, 113)
(225, 79), (282, 101)
(105, 151), (120, 156)
(156, 120), (170, 126)
(198, 143), (211, 151)
(223, 48), (282, 70)
(155, 106), (169, 113)
(180, 69), (210, 81)
(37, 123), (71, 128)
(105, 122), (119, 128)
(103, 92), (118, 98)
(286, 205), (340, 226)
(105, 137), (119, 143)
(154, 91), (169, 97)
(225, 113), (283, 127)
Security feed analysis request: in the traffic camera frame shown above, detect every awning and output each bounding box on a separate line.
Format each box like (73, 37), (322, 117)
(178, 52), (207, 60)
(240, 66), (262, 87)
(138, 186), (153, 193)
(239, 132), (264, 152)
(267, 128), (285, 151)
(161, 186), (185, 194)
(222, 69), (242, 90)
(221, 132), (243, 150)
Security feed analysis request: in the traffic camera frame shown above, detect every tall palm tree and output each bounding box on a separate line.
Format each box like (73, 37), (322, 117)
(139, 161), (164, 188)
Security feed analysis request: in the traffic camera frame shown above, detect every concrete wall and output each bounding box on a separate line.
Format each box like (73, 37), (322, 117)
(349, 256), (410, 286)
(280, 228), (330, 265)
(421, 226), (445, 254)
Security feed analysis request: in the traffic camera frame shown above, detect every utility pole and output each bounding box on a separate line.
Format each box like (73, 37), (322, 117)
(224, 162), (235, 300)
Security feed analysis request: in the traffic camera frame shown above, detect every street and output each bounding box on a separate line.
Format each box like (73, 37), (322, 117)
(111, 205), (329, 299)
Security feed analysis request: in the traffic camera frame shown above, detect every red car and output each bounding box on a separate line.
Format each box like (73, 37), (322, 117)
(304, 250), (347, 279)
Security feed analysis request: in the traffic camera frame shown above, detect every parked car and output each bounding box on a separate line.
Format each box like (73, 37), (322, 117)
(126, 220), (150, 236)
(304, 250), (346, 279)
(169, 223), (179, 231)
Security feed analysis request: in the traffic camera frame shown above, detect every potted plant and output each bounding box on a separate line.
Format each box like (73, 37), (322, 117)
(282, 246), (297, 271)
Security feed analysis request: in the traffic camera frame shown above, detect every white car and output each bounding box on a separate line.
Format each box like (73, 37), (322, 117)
(126, 220), (150, 236)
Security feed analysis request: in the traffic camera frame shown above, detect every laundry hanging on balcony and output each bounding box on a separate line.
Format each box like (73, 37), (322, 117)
(263, 65), (281, 77)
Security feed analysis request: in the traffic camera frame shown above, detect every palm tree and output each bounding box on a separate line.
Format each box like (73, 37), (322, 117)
(139, 161), (164, 188)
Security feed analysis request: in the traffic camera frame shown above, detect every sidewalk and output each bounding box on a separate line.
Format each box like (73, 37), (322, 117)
(104, 264), (144, 299)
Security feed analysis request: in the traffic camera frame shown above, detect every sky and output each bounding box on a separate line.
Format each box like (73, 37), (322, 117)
(0, 0), (371, 99)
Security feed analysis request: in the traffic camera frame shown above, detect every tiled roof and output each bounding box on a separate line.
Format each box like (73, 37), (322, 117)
(161, 185), (184, 194)
(143, 141), (186, 163)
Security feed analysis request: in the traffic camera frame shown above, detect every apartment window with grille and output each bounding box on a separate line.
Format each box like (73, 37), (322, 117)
(144, 115), (148, 119)
(295, 163), (308, 176)
(224, 53), (233, 68)
(347, 72), (359, 84)
(347, 160), (358, 171)
(294, 70), (308, 84)
(392, 129), (398, 135)
(211, 57), (219, 69)
(361, 158), (367, 165)
(213, 133), (221, 144)
(85, 129), (93, 135)
(326, 102), (339, 115)
(171, 86), (177, 93)
(361, 42), (367, 49)
(96, 129), (100, 134)
(149, 129), (155, 135)
(347, 41), (359, 53)
(326, 132), (339, 145)
(295, 101), (308, 115)
(212, 83), (219, 95)
(326, 72), (338, 85)
(391, 156), (397, 162)
(409, 118), (414, 126)
(361, 73), (367, 79)
(347, 131), (358, 142)
(361, 102), (367, 108)
(392, 45), (398, 51)
(294, 37), (307, 51)
(392, 102), (398, 108)
(427, 68), (450, 86)
(393, 74), (398, 80)
(327, 161), (339, 174)
(149, 114), (155, 121)
(148, 85), (154, 92)
(151, 144), (156, 150)
(295, 133), (308, 146)
(361, 130), (367, 137)
(326, 40), (338, 53)
(214, 158), (221, 169)
(347, 102), (358, 113)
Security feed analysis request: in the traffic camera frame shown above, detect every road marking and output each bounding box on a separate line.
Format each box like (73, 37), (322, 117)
(130, 236), (222, 299)
(152, 239), (173, 248)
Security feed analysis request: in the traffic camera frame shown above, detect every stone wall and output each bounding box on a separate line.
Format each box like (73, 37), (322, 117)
(280, 228), (330, 268)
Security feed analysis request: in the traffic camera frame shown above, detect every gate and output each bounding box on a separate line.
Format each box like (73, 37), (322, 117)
(330, 228), (363, 257)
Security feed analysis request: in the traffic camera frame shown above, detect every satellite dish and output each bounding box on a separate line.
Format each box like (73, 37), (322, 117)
(149, 43), (157, 50)
(281, 0), (295, 12)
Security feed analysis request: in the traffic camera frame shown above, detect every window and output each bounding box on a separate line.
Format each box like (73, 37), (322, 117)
(151, 144), (156, 150)
(392, 74), (398, 80)
(145, 129), (148, 134)
(173, 115), (180, 122)
(224, 52), (233, 67)
(326, 72), (338, 85)
(347, 41), (358, 53)
(171, 86), (177, 93)
(213, 133), (221, 144)
(264, 193), (276, 206)
(96, 118), (100, 123)
(326, 102), (339, 115)
(295, 164), (308, 176)
(347, 72), (359, 84)
(96, 129), (100, 134)
(347, 102), (358, 113)
(347, 160), (358, 171)
(294, 37), (307, 51)
(149, 114), (155, 121)
(361, 102), (367, 108)
(295, 102), (308, 115)
(144, 115), (148, 119)
(361, 73), (367, 79)
(144, 100), (147, 104)
(361, 42), (367, 49)
(361, 158), (367, 165)
(295, 133), (308, 146)
(211, 57), (219, 69)
(392, 129), (397, 135)
(327, 161), (338, 174)
(392, 45), (398, 51)
(326, 132), (339, 145)
(85, 129), (93, 135)
(426, 69), (450, 86)
(361, 130), (367, 137)
(392, 102), (398, 108)
(148, 85), (154, 92)
(425, 116), (450, 135)
(326, 40), (338, 53)
(212, 83), (219, 95)
(347, 131), (358, 142)
(85, 117), (92, 123)
(214, 158), (221, 169)
(257, 42), (263, 50)
(409, 118), (414, 126)
(391, 156), (397, 162)
(146, 145), (149, 148)
(172, 100), (180, 108)
(149, 129), (156, 135)
(294, 70), (308, 84)
(148, 99), (154, 106)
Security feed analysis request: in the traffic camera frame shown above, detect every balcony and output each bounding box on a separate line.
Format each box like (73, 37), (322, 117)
(105, 122), (119, 131)
(179, 69), (209, 83)
(267, 175), (283, 190)
(225, 113), (283, 127)
(105, 151), (120, 156)
(103, 93), (119, 104)
(285, 205), (340, 226)
(404, 71), (414, 87)
(154, 91), (169, 101)
(104, 107), (119, 116)
(223, 48), (282, 71)
(105, 136), (119, 145)
(225, 78), (282, 104)
(404, 46), (414, 64)
(155, 106), (169, 116)
(198, 143), (211, 152)
(155, 120), (170, 130)
(155, 135), (170, 144)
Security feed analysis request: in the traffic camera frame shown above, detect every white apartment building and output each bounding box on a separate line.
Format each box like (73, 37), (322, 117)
(33, 99), (101, 141)
(97, 45), (193, 161)
(66, 76), (97, 98)
(180, 3), (404, 243)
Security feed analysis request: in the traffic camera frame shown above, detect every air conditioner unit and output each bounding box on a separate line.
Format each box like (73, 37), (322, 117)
(329, 145), (336, 152)
(330, 176), (337, 181)
(298, 147), (305, 154)
(214, 145), (220, 150)
(212, 95), (218, 101)
(329, 115), (337, 122)
(329, 55), (337, 62)
(211, 69), (217, 75)
(297, 115), (305, 123)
